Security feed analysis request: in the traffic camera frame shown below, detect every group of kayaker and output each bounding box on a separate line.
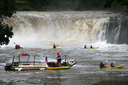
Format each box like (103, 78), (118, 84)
(53, 44), (94, 49)
(84, 45), (93, 49)
(100, 62), (115, 68)
(53, 44), (96, 67)
(15, 44), (21, 49)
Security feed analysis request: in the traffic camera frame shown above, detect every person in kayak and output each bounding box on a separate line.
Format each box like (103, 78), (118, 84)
(53, 44), (56, 48)
(110, 63), (115, 67)
(90, 45), (93, 48)
(45, 57), (48, 64)
(15, 44), (20, 49)
(100, 62), (106, 68)
(56, 53), (61, 67)
(84, 45), (86, 48)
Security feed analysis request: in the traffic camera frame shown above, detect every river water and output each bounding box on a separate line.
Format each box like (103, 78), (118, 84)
(1, 11), (128, 85)
(0, 44), (128, 85)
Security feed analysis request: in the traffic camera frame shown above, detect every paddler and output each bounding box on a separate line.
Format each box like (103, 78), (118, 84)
(45, 57), (48, 64)
(15, 44), (20, 49)
(100, 62), (106, 68)
(110, 63), (115, 67)
(15, 45), (18, 49)
(90, 45), (92, 48)
(53, 44), (56, 48)
(56, 53), (61, 67)
(84, 45), (86, 48)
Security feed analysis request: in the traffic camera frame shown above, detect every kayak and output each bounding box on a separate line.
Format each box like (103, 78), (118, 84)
(52, 47), (57, 49)
(83, 47), (99, 49)
(91, 47), (99, 49)
(15, 47), (23, 50)
(47, 66), (70, 70)
(98, 64), (125, 69)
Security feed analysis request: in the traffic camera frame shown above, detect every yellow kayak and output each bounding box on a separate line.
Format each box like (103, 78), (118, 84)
(83, 47), (99, 49)
(19, 47), (23, 49)
(47, 66), (70, 70)
(52, 47), (57, 49)
(15, 47), (23, 50)
(98, 64), (125, 69)
(91, 47), (99, 49)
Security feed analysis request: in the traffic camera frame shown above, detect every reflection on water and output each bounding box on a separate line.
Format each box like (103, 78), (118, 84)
(57, 71), (61, 85)
(93, 81), (128, 85)
(0, 44), (128, 85)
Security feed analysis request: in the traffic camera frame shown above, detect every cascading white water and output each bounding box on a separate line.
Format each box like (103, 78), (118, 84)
(4, 11), (121, 47)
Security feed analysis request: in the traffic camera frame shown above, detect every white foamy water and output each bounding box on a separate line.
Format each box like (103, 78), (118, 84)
(4, 11), (120, 48)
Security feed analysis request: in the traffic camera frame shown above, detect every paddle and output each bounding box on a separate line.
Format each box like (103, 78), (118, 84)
(14, 42), (17, 44)
(105, 60), (108, 67)
(14, 42), (20, 45)
(106, 60), (107, 64)
(18, 67), (23, 71)
(113, 61), (115, 66)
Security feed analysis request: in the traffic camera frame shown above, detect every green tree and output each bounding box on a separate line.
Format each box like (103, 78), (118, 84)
(0, 0), (16, 46)
(29, 0), (48, 8)
(103, 0), (128, 9)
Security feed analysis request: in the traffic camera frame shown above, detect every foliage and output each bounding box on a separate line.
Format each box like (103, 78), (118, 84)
(103, 0), (128, 9)
(79, 0), (105, 10)
(0, 0), (16, 46)
(0, 20), (13, 45)
(15, 0), (128, 11)
(16, 0), (28, 4)
(0, 0), (16, 18)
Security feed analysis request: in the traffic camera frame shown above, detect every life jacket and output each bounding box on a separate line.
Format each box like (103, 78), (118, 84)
(57, 54), (61, 59)
(100, 64), (104, 68)
(18, 45), (20, 48)
(84, 46), (86, 48)
(21, 53), (28, 56)
(53, 45), (56, 48)
(15, 45), (18, 49)
(15, 45), (20, 49)
(110, 63), (114, 67)
(45, 58), (47, 62)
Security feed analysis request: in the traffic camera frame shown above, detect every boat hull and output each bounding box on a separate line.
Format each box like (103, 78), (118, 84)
(83, 47), (99, 49)
(5, 62), (48, 71)
(5, 66), (46, 71)
(91, 47), (99, 49)
(52, 47), (57, 49)
(15, 47), (23, 50)
(47, 66), (70, 70)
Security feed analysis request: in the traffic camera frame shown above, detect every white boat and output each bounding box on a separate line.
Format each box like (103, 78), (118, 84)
(5, 53), (48, 71)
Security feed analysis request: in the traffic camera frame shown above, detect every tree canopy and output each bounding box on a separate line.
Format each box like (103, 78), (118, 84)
(103, 0), (128, 9)
(15, 0), (127, 11)
(0, 0), (16, 46)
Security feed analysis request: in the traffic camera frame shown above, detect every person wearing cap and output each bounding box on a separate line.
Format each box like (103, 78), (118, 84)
(110, 63), (115, 67)
(53, 44), (56, 48)
(100, 62), (106, 68)
(84, 45), (86, 48)
(56, 53), (61, 67)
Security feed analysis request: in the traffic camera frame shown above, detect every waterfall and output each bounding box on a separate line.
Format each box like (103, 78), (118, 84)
(4, 11), (128, 46)
(105, 15), (128, 44)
